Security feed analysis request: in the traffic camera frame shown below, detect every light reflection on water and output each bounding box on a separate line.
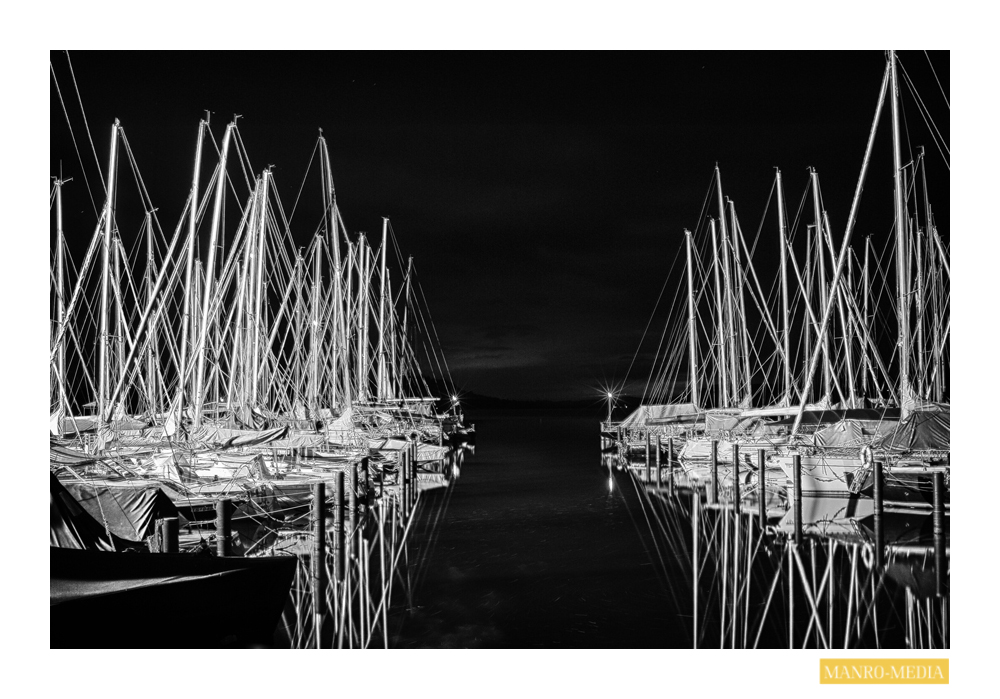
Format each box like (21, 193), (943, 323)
(611, 449), (950, 649)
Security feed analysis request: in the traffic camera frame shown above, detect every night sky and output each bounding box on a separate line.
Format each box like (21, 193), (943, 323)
(49, 50), (949, 402)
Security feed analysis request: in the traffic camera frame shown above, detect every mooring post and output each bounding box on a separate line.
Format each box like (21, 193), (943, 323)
(667, 436), (675, 497)
(873, 459), (884, 568)
(732, 443), (741, 514)
(757, 449), (766, 530)
(312, 482), (326, 648)
(215, 497), (231, 557)
(711, 439), (719, 504)
(792, 454), (802, 547)
(349, 461), (358, 549)
(334, 471), (345, 584)
(933, 471), (946, 597)
(162, 516), (179, 553)
(645, 432), (651, 482)
(401, 449), (409, 519)
(411, 443), (419, 506)
(655, 435), (662, 488)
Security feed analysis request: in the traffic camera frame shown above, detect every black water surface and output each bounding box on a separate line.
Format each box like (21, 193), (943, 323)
(393, 409), (686, 648)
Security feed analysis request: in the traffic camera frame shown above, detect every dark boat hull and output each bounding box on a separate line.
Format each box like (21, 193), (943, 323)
(50, 547), (296, 648)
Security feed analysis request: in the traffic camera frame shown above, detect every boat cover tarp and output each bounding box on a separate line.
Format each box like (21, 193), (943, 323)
(877, 410), (950, 452)
(264, 432), (327, 449)
(769, 409), (902, 426)
(50, 474), (137, 552)
(50, 546), (297, 648)
(705, 411), (742, 433)
(813, 419), (901, 448)
(62, 480), (182, 542)
(49, 442), (98, 467)
(738, 402), (831, 418)
(680, 438), (736, 463)
(416, 444), (451, 462)
(53, 415), (149, 435)
(327, 407), (356, 432)
(188, 425), (290, 449)
(189, 452), (274, 480)
(619, 404), (699, 429)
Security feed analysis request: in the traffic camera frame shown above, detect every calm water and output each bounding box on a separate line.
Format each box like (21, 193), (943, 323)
(392, 409), (684, 648)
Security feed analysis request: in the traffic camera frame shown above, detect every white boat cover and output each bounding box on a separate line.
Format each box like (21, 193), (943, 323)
(813, 419), (900, 449)
(416, 444), (451, 462)
(619, 404), (699, 428)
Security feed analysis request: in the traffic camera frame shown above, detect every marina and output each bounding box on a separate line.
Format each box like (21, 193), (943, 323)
(46, 47), (956, 665)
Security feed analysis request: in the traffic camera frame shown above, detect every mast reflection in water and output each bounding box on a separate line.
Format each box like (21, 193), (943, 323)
(607, 448), (949, 649)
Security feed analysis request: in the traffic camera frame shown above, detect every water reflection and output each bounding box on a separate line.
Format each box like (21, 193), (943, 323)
(609, 448), (949, 649)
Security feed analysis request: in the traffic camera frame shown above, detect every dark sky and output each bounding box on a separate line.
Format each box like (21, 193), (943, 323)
(49, 50), (949, 401)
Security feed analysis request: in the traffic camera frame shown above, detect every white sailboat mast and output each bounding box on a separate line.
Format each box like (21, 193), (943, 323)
(709, 217), (727, 407)
(376, 217), (388, 402)
(98, 120), (120, 426)
(684, 229), (699, 408)
(193, 122), (233, 427)
(890, 50), (914, 413)
(776, 169), (792, 405)
(177, 120), (205, 421)
(791, 61), (889, 435)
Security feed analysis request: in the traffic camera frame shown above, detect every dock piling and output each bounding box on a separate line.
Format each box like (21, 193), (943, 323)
(792, 455), (802, 547)
(645, 432), (651, 483)
(215, 497), (231, 557)
(667, 436), (674, 497)
(312, 482), (326, 648)
(334, 471), (345, 584)
(733, 443), (741, 514)
(933, 471), (946, 597)
(873, 460), (884, 568)
(711, 439), (719, 504)
(757, 449), (766, 530)
(655, 435), (661, 488)
(162, 516), (178, 553)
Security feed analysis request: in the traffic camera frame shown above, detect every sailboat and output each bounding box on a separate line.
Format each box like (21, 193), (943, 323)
(770, 50), (950, 503)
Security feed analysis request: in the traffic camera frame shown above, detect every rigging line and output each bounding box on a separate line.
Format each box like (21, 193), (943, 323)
(898, 62), (950, 168)
(627, 250), (680, 400)
(50, 61), (100, 218)
(288, 139), (320, 227)
(922, 50), (950, 110)
(65, 51), (106, 196)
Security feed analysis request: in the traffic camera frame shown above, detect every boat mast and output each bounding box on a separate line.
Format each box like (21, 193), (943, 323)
(144, 209), (159, 416)
(356, 234), (370, 403)
(729, 199), (752, 405)
(776, 169), (792, 405)
(310, 233), (322, 414)
(863, 235), (871, 401)
(251, 170), (269, 408)
(55, 177), (68, 413)
(715, 167), (737, 407)
(792, 61), (889, 435)
(177, 120), (206, 425)
(377, 217), (389, 403)
(890, 50), (914, 413)
(809, 169), (833, 404)
(98, 120), (120, 427)
(685, 229), (699, 407)
(193, 122), (233, 427)
(343, 241), (355, 405)
(709, 217), (727, 407)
